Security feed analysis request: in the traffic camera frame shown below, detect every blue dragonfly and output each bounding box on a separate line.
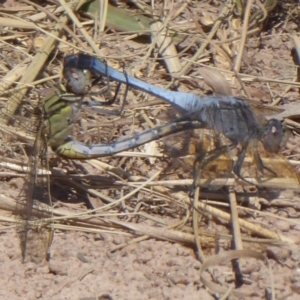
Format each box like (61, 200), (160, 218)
(63, 53), (290, 185)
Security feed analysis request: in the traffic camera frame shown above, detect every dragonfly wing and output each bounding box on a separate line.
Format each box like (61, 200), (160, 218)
(198, 67), (284, 117)
(236, 138), (300, 189)
(0, 80), (53, 263)
(16, 122), (52, 263)
(162, 126), (234, 190)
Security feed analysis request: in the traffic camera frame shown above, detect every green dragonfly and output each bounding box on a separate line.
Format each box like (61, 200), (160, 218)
(1, 67), (202, 263)
(1, 71), (91, 263)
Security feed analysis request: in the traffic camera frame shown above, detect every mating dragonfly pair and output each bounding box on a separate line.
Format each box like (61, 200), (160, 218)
(5, 53), (297, 263)
(63, 53), (293, 186)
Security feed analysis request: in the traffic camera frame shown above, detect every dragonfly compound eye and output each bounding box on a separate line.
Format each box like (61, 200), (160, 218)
(262, 119), (284, 153)
(64, 68), (92, 94)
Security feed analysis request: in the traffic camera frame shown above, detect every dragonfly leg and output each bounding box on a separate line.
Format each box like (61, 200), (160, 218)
(253, 148), (277, 177)
(90, 61), (111, 96)
(234, 142), (277, 185)
(86, 68), (129, 116)
(232, 141), (255, 185)
(232, 141), (266, 185)
(76, 61), (129, 116)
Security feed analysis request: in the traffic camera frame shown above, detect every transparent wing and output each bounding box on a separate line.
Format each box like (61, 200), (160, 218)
(161, 127), (300, 191)
(16, 125), (52, 263)
(161, 110), (299, 191)
(0, 77), (53, 263)
(163, 128), (234, 189)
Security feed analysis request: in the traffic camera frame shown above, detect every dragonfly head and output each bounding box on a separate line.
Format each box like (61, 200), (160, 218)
(63, 68), (92, 95)
(262, 119), (286, 153)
